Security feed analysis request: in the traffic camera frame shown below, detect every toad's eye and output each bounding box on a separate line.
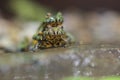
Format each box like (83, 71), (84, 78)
(56, 17), (64, 23)
(47, 17), (56, 24)
(50, 18), (56, 22)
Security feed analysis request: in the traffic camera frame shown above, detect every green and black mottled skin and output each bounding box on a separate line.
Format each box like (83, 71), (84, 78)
(32, 12), (74, 49)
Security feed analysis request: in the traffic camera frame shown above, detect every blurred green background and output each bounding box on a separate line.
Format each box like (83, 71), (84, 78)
(1, 0), (120, 20)
(0, 0), (52, 21)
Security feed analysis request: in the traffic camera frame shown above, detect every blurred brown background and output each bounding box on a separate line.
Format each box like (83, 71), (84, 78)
(38, 0), (120, 11)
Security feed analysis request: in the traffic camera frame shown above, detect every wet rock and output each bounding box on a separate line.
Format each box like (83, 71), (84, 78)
(0, 46), (120, 80)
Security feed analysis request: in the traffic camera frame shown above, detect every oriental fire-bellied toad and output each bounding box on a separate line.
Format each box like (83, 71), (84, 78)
(32, 12), (75, 49)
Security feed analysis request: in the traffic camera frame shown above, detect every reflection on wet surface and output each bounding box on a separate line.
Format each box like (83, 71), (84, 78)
(0, 45), (120, 80)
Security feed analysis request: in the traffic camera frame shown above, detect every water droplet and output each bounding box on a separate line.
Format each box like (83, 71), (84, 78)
(73, 59), (80, 67)
(44, 73), (49, 80)
(90, 63), (95, 67)
(108, 51), (112, 53)
(117, 49), (120, 53)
